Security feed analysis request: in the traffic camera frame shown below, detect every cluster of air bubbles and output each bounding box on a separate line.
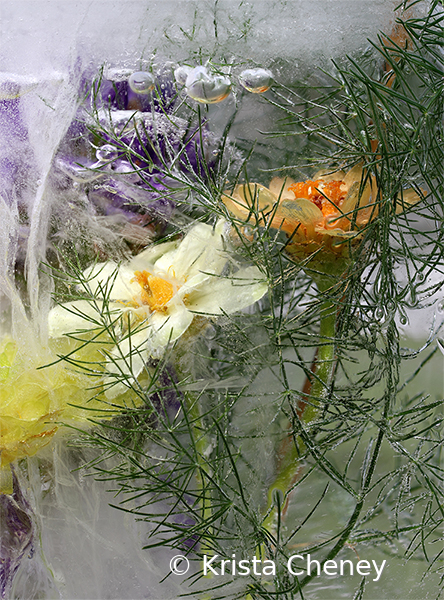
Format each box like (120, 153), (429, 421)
(105, 63), (274, 106)
(174, 63), (274, 104)
(128, 71), (155, 95)
(96, 144), (119, 162)
(106, 67), (133, 82)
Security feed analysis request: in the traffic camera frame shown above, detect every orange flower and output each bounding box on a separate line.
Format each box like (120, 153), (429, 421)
(223, 165), (422, 263)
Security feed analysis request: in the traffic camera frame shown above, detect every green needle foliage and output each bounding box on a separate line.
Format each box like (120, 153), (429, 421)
(51, 2), (444, 598)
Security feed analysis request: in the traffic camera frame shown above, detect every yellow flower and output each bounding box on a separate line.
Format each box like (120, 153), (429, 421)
(0, 334), (140, 486)
(223, 165), (422, 263)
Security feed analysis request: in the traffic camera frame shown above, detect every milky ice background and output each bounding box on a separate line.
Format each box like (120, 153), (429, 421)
(0, 1), (440, 599)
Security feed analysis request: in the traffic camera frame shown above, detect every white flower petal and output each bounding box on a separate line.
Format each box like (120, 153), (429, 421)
(128, 240), (178, 272)
(186, 266), (267, 315)
(48, 300), (107, 337)
(176, 272), (210, 300)
(147, 304), (194, 357)
(82, 262), (141, 303)
(104, 328), (149, 399)
(154, 219), (227, 280)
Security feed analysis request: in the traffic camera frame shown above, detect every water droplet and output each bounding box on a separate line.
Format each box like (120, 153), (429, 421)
(399, 314), (408, 325)
(386, 300), (395, 313)
(374, 307), (385, 322)
(437, 299), (444, 314)
(174, 65), (193, 86)
(96, 144), (119, 162)
(203, 325), (216, 340)
(238, 68), (273, 93)
(128, 71), (155, 95)
(409, 291), (418, 308)
(185, 66), (231, 104)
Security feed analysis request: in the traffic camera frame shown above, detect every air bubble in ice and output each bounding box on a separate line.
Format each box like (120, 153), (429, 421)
(185, 66), (231, 104)
(437, 299), (444, 314)
(238, 68), (273, 93)
(174, 65), (193, 86)
(374, 307), (385, 322)
(386, 300), (395, 313)
(128, 71), (155, 95)
(96, 145), (119, 162)
(203, 325), (216, 340)
(399, 314), (408, 326)
(409, 289), (418, 307)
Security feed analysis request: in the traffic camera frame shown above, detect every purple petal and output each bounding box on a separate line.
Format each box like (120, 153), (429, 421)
(0, 471), (34, 599)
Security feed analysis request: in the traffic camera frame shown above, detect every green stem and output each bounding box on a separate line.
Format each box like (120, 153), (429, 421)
(263, 291), (336, 533)
(184, 391), (213, 541)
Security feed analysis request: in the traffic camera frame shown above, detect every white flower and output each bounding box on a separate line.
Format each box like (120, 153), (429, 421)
(48, 220), (267, 398)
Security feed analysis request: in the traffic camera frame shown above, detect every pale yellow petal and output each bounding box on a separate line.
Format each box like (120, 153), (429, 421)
(312, 168), (346, 182)
(83, 262), (140, 302)
(269, 177), (296, 200)
(104, 329), (148, 399)
(48, 300), (106, 337)
(186, 266), (267, 315)
(154, 219), (227, 280)
(342, 165), (364, 189)
(147, 304), (194, 357)
(128, 240), (178, 272)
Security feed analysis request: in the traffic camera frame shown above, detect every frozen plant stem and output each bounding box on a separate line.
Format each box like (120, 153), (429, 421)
(263, 285), (336, 533)
(184, 391), (214, 549)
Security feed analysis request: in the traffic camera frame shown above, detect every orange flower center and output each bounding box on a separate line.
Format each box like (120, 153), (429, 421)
(288, 179), (346, 219)
(132, 270), (175, 311)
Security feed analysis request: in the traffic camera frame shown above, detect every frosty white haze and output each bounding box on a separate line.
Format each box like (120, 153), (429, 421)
(0, 1), (432, 599)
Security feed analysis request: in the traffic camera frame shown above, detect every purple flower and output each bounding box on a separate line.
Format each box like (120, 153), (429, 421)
(0, 90), (33, 205)
(0, 471), (34, 599)
(55, 68), (216, 220)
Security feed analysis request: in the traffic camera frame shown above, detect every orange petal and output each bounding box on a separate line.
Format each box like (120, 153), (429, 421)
(277, 198), (324, 237)
(395, 188), (423, 214)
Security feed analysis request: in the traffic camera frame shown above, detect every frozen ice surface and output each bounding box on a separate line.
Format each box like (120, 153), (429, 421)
(0, 2), (432, 75)
(0, 0), (436, 598)
(11, 447), (185, 599)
